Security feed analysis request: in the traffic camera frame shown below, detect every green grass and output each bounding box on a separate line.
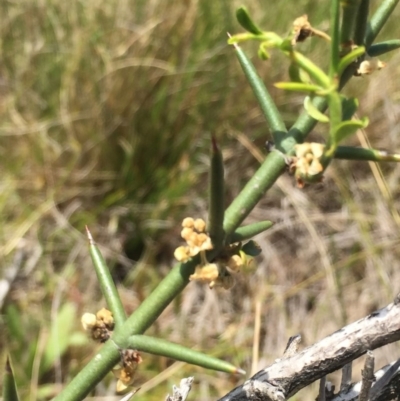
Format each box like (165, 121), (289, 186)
(1, 0), (400, 400)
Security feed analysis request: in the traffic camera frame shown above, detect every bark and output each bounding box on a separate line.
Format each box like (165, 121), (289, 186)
(217, 295), (400, 401)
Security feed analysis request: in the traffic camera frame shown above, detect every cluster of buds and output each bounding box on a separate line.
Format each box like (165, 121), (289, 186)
(190, 245), (246, 289)
(81, 308), (114, 342)
(113, 349), (143, 393)
(174, 217), (257, 289)
(291, 142), (325, 188)
(81, 309), (143, 393)
(174, 217), (213, 262)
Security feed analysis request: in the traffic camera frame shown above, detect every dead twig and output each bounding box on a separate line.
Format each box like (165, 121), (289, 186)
(340, 363), (352, 392)
(166, 377), (194, 401)
(359, 351), (375, 401)
(218, 298), (400, 401)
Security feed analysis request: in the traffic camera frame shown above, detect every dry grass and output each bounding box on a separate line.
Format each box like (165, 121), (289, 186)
(1, 0), (400, 400)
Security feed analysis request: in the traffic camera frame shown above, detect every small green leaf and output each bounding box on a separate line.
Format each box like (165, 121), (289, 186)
(275, 82), (323, 93)
(368, 40), (400, 57)
(236, 6), (263, 34)
(338, 46), (365, 76)
(258, 43), (270, 60)
(241, 240), (262, 257)
(341, 96), (359, 121)
(3, 356), (20, 401)
(333, 117), (369, 143)
(227, 33), (259, 44)
(292, 51), (331, 89)
(288, 63), (311, 84)
(304, 96), (330, 123)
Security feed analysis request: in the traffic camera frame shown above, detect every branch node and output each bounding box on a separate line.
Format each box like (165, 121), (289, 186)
(280, 334), (302, 360)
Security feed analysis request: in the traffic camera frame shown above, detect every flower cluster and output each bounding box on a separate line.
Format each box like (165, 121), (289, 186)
(190, 247), (245, 289)
(292, 142), (325, 188)
(174, 218), (254, 289)
(81, 308), (115, 343)
(113, 349), (143, 393)
(81, 308), (143, 393)
(174, 217), (213, 262)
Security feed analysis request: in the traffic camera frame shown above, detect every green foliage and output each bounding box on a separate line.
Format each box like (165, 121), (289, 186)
(228, 0), (400, 183)
(3, 357), (20, 401)
(304, 96), (330, 123)
(236, 6), (263, 34)
(337, 46), (366, 76)
(332, 118), (370, 144)
(2, 0), (400, 400)
(208, 138), (225, 250)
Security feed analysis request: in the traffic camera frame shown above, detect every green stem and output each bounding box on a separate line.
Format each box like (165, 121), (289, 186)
(368, 39), (400, 56)
(229, 221), (274, 243)
(340, 0), (360, 46)
(232, 43), (287, 141)
(330, 0), (341, 77)
(113, 258), (199, 339)
(326, 92), (343, 157)
(354, 0), (370, 45)
(3, 357), (20, 401)
(291, 51), (331, 88)
(335, 146), (400, 162)
(127, 335), (245, 374)
(86, 227), (126, 327)
(223, 151), (286, 236)
(208, 136), (225, 249)
(365, 0), (400, 48)
(54, 258), (199, 401)
(53, 341), (120, 401)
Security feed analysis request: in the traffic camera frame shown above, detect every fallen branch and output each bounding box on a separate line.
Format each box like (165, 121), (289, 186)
(218, 295), (400, 401)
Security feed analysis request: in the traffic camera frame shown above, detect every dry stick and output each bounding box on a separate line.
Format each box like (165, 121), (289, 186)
(318, 376), (326, 401)
(369, 358), (400, 401)
(340, 362), (352, 391)
(359, 351), (375, 401)
(218, 295), (400, 401)
(332, 359), (400, 401)
(165, 377), (194, 401)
